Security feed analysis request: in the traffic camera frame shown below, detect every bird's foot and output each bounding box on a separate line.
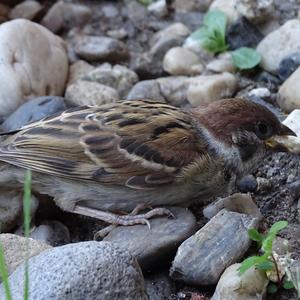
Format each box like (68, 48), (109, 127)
(72, 204), (174, 240)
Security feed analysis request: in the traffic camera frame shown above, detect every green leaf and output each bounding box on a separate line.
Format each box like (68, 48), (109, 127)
(238, 256), (264, 274)
(267, 283), (278, 294)
(256, 260), (274, 271)
(0, 243), (12, 300)
(269, 221), (288, 236)
(203, 10), (227, 39)
(231, 47), (261, 70)
(137, 0), (153, 6)
(283, 280), (294, 289)
(248, 228), (263, 244)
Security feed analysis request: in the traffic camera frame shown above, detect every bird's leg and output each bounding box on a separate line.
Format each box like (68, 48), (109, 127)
(72, 204), (174, 239)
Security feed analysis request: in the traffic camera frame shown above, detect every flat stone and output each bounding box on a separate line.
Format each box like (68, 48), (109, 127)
(0, 234), (51, 275)
(203, 193), (262, 220)
(227, 17), (263, 50)
(104, 207), (197, 270)
(211, 264), (268, 300)
(9, 0), (42, 20)
(170, 209), (259, 285)
(41, 1), (91, 33)
(65, 81), (119, 106)
(2, 96), (66, 131)
(0, 241), (147, 300)
(187, 72), (237, 107)
(75, 35), (129, 63)
(257, 19), (300, 73)
(0, 19), (68, 118)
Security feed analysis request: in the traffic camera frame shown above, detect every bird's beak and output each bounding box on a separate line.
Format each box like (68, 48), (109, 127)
(265, 124), (297, 153)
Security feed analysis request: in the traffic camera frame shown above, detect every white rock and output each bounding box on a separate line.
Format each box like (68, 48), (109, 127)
(163, 47), (203, 75)
(9, 0), (42, 20)
(187, 72), (237, 107)
(235, 0), (275, 24)
(248, 87), (271, 99)
(211, 264), (268, 300)
(206, 52), (236, 73)
(257, 20), (300, 73)
(148, 0), (168, 17)
(278, 66), (300, 112)
(0, 19), (68, 118)
(65, 81), (119, 106)
(283, 109), (300, 137)
(209, 0), (240, 24)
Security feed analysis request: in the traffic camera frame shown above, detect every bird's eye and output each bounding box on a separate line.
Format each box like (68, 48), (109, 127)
(255, 122), (272, 139)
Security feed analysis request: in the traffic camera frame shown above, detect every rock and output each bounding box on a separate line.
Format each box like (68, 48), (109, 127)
(0, 190), (23, 232)
(65, 81), (119, 106)
(144, 272), (174, 300)
(29, 220), (70, 246)
(148, 0), (168, 18)
(203, 193), (262, 220)
(2, 96), (66, 131)
(187, 72), (237, 107)
(278, 52), (300, 82)
(41, 1), (92, 33)
(206, 52), (236, 73)
(278, 66), (300, 112)
(127, 80), (165, 102)
(150, 23), (190, 48)
(256, 71), (281, 86)
(227, 17), (263, 50)
(107, 28), (128, 40)
(211, 264), (268, 300)
(236, 175), (258, 193)
(257, 20), (300, 73)
(209, 0), (240, 24)
(82, 63), (139, 98)
(0, 19), (68, 118)
(0, 241), (147, 300)
(283, 109), (300, 137)
(235, 0), (275, 24)
(67, 60), (95, 85)
(174, 0), (213, 12)
(75, 35), (129, 63)
(104, 207), (196, 270)
(0, 234), (51, 275)
(163, 47), (203, 75)
(170, 209), (259, 285)
(9, 0), (42, 20)
(248, 87), (271, 99)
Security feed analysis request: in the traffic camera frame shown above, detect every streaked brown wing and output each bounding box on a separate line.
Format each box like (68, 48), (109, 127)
(0, 100), (205, 189)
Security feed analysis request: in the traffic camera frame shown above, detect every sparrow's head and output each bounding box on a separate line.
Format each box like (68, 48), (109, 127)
(192, 98), (295, 171)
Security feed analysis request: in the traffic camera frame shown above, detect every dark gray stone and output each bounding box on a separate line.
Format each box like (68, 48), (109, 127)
(2, 96), (66, 131)
(75, 35), (129, 63)
(256, 71), (281, 86)
(144, 272), (174, 300)
(104, 207), (197, 270)
(227, 17), (263, 50)
(127, 80), (165, 101)
(170, 209), (259, 285)
(0, 241), (148, 300)
(30, 220), (70, 246)
(278, 52), (300, 82)
(237, 174), (258, 193)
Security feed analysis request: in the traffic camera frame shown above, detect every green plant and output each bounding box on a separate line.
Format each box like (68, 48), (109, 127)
(190, 10), (261, 70)
(137, 0), (154, 6)
(0, 170), (32, 300)
(239, 220), (295, 294)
